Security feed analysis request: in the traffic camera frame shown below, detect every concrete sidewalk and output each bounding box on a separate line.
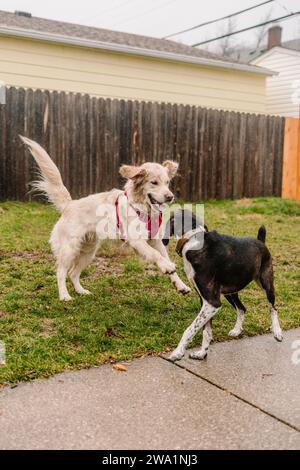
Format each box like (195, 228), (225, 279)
(0, 329), (300, 450)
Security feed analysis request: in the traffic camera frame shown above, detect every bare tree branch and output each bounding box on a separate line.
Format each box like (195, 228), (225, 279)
(218, 17), (237, 57)
(254, 7), (274, 49)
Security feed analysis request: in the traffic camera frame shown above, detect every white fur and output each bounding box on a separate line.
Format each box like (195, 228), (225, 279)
(20, 136), (71, 212)
(189, 320), (213, 359)
(169, 299), (219, 362)
(182, 237), (202, 294)
(169, 236), (219, 362)
(228, 309), (245, 337)
(271, 307), (283, 342)
(20, 137), (190, 300)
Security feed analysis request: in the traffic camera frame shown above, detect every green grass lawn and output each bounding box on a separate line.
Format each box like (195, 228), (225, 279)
(0, 197), (300, 385)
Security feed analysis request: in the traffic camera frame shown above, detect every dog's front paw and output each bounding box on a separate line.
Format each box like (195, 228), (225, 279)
(178, 284), (191, 295)
(60, 294), (73, 302)
(77, 288), (92, 295)
(158, 258), (176, 275)
(173, 278), (191, 295)
(189, 349), (208, 360)
(169, 348), (185, 362)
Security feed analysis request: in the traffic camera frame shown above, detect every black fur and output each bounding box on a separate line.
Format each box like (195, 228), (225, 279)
(167, 209), (276, 310)
(257, 225), (266, 243)
(163, 209), (206, 246)
(167, 209), (282, 362)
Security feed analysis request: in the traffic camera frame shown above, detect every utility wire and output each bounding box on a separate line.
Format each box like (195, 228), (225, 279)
(274, 0), (292, 15)
(81, 0), (137, 24)
(163, 0), (274, 39)
(111, 0), (178, 27)
(192, 11), (300, 46)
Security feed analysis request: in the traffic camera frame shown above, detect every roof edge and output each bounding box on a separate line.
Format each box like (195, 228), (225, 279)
(0, 25), (276, 76)
(252, 45), (300, 64)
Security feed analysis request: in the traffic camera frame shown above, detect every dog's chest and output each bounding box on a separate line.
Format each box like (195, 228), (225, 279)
(182, 240), (199, 292)
(183, 255), (195, 283)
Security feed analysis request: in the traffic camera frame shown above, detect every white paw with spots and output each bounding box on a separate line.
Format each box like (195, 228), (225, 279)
(176, 281), (191, 295)
(169, 348), (185, 362)
(272, 326), (283, 342)
(189, 349), (208, 360)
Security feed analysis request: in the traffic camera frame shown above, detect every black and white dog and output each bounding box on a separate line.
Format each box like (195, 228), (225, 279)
(163, 209), (283, 362)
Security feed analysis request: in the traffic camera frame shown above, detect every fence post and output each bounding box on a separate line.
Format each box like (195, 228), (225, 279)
(282, 117), (300, 201)
(298, 118), (300, 201)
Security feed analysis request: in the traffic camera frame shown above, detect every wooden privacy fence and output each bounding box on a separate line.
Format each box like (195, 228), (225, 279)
(0, 87), (285, 202)
(282, 118), (300, 201)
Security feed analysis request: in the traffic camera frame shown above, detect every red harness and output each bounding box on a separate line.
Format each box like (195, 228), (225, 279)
(115, 192), (162, 241)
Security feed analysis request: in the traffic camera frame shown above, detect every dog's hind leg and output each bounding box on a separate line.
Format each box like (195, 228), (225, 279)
(225, 293), (246, 337)
(169, 298), (220, 362)
(189, 319), (213, 360)
(257, 262), (283, 342)
(69, 248), (96, 295)
(57, 254), (74, 301)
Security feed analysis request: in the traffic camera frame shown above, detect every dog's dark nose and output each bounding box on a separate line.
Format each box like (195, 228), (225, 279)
(165, 194), (174, 203)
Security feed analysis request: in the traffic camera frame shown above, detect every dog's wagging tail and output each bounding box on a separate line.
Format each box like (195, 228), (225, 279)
(257, 225), (266, 244)
(19, 135), (72, 212)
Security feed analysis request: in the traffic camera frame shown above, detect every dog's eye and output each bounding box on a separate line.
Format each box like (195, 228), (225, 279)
(151, 181), (158, 185)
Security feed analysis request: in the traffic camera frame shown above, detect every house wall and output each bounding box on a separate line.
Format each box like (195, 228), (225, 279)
(253, 47), (300, 117)
(0, 35), (267, 113)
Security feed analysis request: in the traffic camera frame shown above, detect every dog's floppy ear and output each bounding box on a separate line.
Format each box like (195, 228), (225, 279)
(119, 165), (147, 180)
(162, 160), (178, 179)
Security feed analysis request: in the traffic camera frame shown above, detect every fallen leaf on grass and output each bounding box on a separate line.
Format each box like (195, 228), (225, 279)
(105, 327), (115, 337)
(104, 327), (124, 339)
(113, 363), (128, 372)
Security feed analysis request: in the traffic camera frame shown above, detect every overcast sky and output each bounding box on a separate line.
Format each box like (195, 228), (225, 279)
(0, 0), (299, 53)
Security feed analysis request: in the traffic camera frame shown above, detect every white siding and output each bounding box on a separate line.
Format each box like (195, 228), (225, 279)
(253, 48), (300, 117)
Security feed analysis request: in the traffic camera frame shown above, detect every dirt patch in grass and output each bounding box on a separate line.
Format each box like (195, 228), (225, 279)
(144, 266), (160, 276)
(236, 213), (264, 221)
(97, 240), (134, 258)
(1, 251), (52, 261)
(87, 256), (124, 279)
(234, 198), (253, 207)
(39, 318), (55, 338)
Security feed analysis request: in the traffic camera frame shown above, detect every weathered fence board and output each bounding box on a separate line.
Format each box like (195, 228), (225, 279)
(0, 87), (285, 202)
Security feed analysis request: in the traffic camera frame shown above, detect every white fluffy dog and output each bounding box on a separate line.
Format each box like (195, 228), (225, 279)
(20, 136), (190, 301)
